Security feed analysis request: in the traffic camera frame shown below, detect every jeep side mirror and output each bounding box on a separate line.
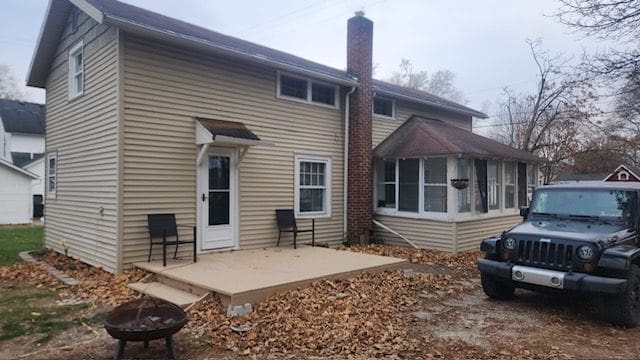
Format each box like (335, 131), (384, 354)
(519, 207), (529, 217)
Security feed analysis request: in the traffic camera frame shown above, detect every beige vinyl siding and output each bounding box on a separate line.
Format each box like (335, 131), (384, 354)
(456, 214), (521, 252)
(374, 215), (455, 252)
(121, 35), (345, 265)
(44, 11), (120, 273)
(372, 100), (472, 147)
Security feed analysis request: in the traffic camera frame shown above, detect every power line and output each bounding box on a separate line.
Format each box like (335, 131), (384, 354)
(473, 108), (630, 129)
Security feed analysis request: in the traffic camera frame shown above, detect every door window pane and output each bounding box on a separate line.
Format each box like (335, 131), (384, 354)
(209, 156), (229, 190)
(209, 191), (230, 225)
(399, 159), (419, 212)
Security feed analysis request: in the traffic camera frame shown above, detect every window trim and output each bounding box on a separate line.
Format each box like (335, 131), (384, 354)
(276, 71), (339, 109)
(294, 154), (332, 218)
(373, 96), (396, 119)
(46, 152), (57, 199)
(423, 157), (448, 214)
(68, 40), (84, 99)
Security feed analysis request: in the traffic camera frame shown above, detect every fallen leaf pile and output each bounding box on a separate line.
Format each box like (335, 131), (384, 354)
(186, 265), (476, 358)
(345, 244), (482, 278)
(0, 261), (58, 288)
(38, 250), (146, 306)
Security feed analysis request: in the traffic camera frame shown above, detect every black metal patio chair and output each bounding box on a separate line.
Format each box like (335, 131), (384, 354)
(275, 209), (315, 249)
(147, 213), (197, 267)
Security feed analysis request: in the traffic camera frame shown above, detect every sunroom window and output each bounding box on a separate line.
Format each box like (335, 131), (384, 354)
(504, 162), (516, 208)
(424, 158), (447, 212)
(488, 160), (500, 210)
(376, 159), (396, 208)
(527, 163), (536, 203)
(398, 159), (419, 212)
(457, 158), (471, 212)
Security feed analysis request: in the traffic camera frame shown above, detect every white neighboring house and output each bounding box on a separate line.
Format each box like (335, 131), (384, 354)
(0, 158), (38, 223)
(0, 98), (45, 223)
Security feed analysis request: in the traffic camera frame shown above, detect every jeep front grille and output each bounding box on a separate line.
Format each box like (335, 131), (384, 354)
(515, 239), (574, 270)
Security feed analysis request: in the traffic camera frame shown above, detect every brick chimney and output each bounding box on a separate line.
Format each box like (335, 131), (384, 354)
(347, 12), (374, 238)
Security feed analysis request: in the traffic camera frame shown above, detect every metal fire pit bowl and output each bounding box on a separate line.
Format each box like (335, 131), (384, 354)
(105, 298), (188, 360)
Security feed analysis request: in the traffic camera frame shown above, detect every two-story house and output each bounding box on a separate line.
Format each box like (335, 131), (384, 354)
(27, 0), (541, 273)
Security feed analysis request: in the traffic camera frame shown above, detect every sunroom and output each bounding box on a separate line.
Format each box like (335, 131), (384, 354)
(373, 116), (544, 252)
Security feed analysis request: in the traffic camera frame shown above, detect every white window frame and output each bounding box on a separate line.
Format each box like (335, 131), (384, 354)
(487, 160), (501, 212)
(619, 171), (630, 181)
(504, 161), (516, 209)
(294, 154), (332, 218)
(276, 71), (339, 109)
(373, 96), (396, 119)
(68, 40), (84, 99)
(47, 152), (57, 199)
(423, 157), (448, 214)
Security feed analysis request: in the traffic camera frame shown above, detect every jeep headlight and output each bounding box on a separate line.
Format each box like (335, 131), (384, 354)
(577, 245), (594, 261)
(503, 238), (516, 251)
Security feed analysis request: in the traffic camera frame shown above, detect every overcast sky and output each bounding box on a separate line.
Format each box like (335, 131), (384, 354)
(0, 0), (614, 118)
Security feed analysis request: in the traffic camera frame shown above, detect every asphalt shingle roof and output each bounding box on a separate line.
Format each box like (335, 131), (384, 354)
(11, 152), (44, 168)
(0, 98), (45, 135)
(374, 116), (543, 162)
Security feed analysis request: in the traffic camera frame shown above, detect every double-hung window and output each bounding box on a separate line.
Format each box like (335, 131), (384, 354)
(68, 41), (84, 98)
(278, 72), (338, 107)
(424, 158), (447, 212)
(295, 155), (331, 217)
(47, 152), (57, 199)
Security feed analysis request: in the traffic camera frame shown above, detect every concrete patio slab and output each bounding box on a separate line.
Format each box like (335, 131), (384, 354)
(133, 246), (407, 306)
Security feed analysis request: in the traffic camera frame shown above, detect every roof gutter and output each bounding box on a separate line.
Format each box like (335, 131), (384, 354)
(374, 89), (488, 119)
(103, 15), (360, 87)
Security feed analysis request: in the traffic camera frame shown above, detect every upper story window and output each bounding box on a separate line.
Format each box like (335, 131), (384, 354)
(47, 152), (57, 199)
(68, 41), (84, 99)
(295, 155), (332, 218)
(373, 96), (394, 118)
(277, 72), (338, 108)
(70, 7), (80, 32)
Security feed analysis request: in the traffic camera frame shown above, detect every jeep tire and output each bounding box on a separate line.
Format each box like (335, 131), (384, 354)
(481, 272), (515, 300)
(606, 264), (640, 327)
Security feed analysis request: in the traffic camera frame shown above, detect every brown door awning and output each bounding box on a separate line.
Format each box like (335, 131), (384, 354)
(195, 118), (273, 147)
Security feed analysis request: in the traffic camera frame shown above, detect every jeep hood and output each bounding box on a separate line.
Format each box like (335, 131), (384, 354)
(507, 220), (631, 245)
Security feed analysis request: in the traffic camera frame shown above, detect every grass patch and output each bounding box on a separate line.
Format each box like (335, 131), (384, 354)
(0, 284), (104, 344)
(0, 225), (43, 265)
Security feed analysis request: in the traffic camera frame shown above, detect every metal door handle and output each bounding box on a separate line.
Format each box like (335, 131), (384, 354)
(201, 193), (207, 202)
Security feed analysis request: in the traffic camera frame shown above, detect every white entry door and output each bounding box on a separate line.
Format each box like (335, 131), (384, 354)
(199, 148), (236, 250)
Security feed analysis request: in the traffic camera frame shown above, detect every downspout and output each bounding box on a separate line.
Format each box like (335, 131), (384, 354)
(343, 86), (357, 235)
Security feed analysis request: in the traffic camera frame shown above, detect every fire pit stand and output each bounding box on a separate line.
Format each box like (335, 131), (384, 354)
(105, 298), (188, 360)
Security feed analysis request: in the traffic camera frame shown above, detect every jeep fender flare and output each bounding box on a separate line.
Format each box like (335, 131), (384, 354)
(480, 236), (502, 256)
(597, 245), (640, 277)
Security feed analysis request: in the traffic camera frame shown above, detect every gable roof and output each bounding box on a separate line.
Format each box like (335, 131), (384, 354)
(0, 98), (45, 135)
(604, 164), (640, 182)
(28, 0), (487, 119)
(0, 157), (39, 179)
(374, 116), (543, 162)
(11, 152), (45, 168)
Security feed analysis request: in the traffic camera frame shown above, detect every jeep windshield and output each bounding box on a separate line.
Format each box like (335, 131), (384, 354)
(529, 188), (636, 226)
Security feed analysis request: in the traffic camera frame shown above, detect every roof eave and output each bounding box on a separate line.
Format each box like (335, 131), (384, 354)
(374, 88), (488, 119)
(104, 15), (359, 87)
(27, 0), (104, 88)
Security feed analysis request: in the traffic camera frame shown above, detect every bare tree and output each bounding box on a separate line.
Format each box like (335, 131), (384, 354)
(387, 58), (468, 104)
(488, 40), (598, 183)
(556, 0), (640, 103)
(0, 64), (24, 100)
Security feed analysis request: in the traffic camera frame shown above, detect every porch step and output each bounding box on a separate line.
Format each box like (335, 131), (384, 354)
(128, 281), (202, 308)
